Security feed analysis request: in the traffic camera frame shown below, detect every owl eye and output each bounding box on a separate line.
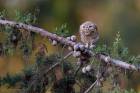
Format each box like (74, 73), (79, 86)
(83, 26), (85, 28)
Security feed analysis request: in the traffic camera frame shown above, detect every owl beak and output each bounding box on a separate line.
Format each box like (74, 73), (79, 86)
(91, 29), (96, 33)
(85, 31), (91, 36)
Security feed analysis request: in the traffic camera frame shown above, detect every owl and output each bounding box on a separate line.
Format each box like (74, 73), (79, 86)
(79, 21), (99, 48)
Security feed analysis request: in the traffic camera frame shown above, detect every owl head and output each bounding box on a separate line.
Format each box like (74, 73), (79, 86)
(80, 21), (97, 36)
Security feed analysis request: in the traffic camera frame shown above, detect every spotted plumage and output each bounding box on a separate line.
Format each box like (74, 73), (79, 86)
(79, 21), (99, 47)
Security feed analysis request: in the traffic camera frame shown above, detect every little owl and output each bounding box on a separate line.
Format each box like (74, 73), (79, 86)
(79, 21), (99, 48)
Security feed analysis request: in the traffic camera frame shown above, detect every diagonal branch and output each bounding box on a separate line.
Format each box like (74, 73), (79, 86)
(0, 19), (139, 71)
(0, 19), (76, 47)
(95, 53), (139, 71)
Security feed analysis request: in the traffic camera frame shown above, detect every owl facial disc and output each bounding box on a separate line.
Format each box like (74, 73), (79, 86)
(80, 21), (97, 36)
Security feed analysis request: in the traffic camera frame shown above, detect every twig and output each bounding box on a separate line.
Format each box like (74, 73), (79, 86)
(75, 80), (82, 88)
(84, 80), (98, 93)
(63, 51), (73, 59)
(46, 62), (60, 73)
(74, 64), (82, 77)
(0, 19), (139, 71)
(46, 52), (73, 73)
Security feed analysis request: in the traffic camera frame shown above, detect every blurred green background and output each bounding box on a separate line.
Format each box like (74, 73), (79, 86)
(0, 0), (140, 92)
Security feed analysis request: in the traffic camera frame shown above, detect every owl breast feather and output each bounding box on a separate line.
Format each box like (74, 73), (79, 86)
(80, 31), (99, 45)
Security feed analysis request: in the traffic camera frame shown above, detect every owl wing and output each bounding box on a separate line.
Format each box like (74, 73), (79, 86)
(91, 31), (99, 45)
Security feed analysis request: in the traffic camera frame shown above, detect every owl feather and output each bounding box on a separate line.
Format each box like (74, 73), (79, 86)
(79, 21), (99, 46)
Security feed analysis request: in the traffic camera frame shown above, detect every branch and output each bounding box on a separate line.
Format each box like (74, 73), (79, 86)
(84, 80), (98, 93)
(95, 53), (139, 71)
(0, 19), (75, 47)
(46, 52), (73, 73)
(0, 19), (139, 71)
